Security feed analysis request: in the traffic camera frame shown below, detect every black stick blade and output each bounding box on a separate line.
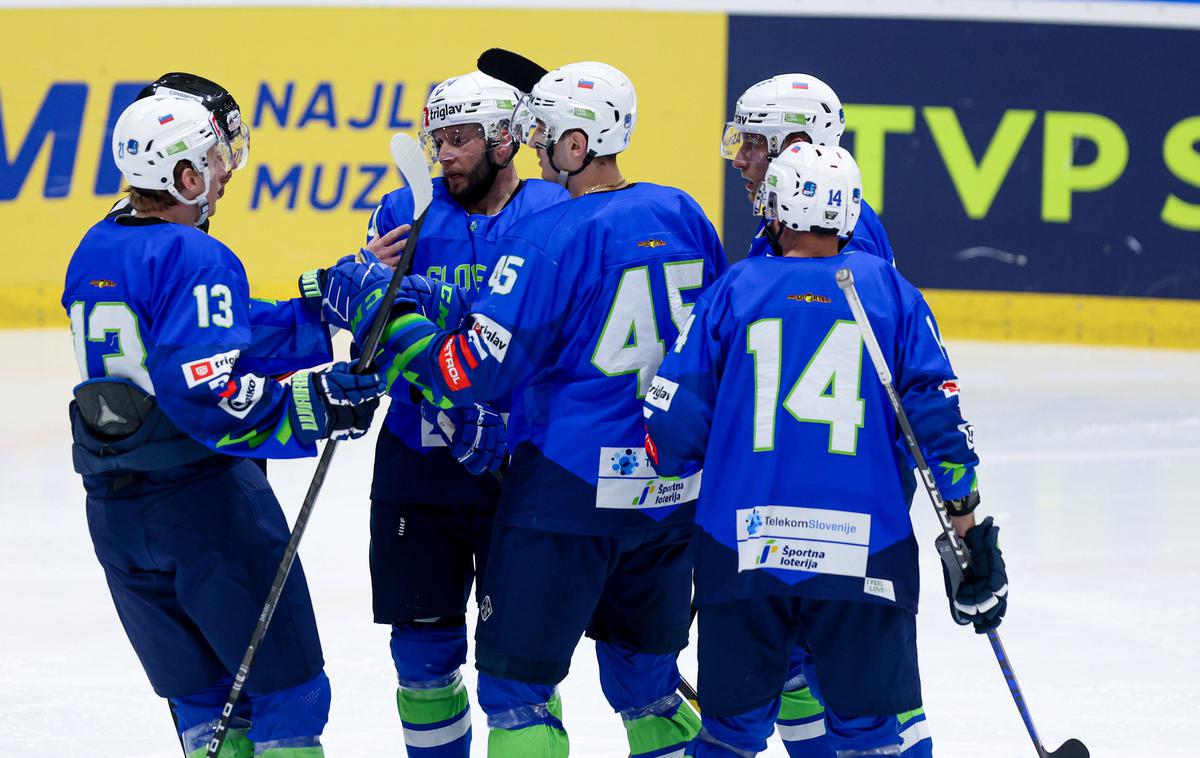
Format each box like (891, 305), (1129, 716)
(1047, 738), (1089, 758)
(478, 48), (549, 92)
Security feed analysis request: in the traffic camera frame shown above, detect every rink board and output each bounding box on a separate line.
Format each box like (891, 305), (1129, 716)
(2, 5), (1199, 347)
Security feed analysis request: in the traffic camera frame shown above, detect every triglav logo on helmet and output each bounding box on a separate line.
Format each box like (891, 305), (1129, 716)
(424, 102), (465, 127)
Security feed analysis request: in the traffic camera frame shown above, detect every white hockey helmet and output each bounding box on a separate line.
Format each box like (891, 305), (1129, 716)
(721, 74), (845, 161)
(112, 94), (235, 226)
(519, 61), (637, 182)
(419, 71), (521, 165)
(756, 142), (862, 237)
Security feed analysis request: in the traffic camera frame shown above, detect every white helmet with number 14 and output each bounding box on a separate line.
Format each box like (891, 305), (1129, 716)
(757, 142), (862, 237)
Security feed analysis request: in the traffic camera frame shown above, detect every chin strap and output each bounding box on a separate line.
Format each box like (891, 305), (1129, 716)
(165, 161), (214, 227)
(546, 138), (596, 189)
(764, 220), (784, 256)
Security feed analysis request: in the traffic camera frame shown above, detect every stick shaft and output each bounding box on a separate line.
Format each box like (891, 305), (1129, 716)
(835, 267), (1050, 758)
(206, 209), (430, 758)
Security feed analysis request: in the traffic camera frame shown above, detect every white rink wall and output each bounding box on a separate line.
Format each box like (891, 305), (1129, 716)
(1, 0), (1200, 28)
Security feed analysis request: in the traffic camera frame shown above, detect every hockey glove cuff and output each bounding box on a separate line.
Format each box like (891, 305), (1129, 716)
(288, 361), (387, 446)
(298, 267), (327, 308)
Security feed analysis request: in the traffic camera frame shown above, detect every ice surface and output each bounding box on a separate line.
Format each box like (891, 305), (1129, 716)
(2, 329), (1197, 757)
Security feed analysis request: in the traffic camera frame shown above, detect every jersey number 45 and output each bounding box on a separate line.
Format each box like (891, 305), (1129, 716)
(591, 260), (705, 398)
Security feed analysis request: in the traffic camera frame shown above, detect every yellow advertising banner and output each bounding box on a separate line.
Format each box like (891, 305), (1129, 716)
(0, 7), (728, 327)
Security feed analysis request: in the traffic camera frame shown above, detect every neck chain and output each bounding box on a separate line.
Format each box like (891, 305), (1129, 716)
(582, 177), (628, 196)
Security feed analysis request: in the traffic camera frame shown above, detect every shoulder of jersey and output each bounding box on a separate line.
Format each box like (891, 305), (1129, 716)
(629, 181), (704, 208)
(521, 178), (571, 205)
(859, 195), (880, 220)
(378, 178), (448, 215)
(144, 220), (238, 267)
(719, 255), (772, 291)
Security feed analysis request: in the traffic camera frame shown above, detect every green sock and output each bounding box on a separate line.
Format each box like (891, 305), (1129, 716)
(486, 691), (568, 758)
(396, 675), (472, 752)
(185, 727), (253, 758)
(623, 696), (701, 758)
(779, 685), (825, 722)
(254, 747), (324, 758)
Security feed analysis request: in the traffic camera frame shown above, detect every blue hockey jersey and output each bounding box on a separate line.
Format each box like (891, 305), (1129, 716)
(743, 198), (894, 264)
(379, 182), (728, 535)
(643, 252), (977, 611)
(63, 215), (333, 460)
(366, 177), (567, 504)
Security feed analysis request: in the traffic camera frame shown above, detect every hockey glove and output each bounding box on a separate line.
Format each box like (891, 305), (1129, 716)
(288, 361), (387, 446)
(420, 400), (506, 475)
(322, 250), (417, 342)
(401, 275), (471, 330)
(940, 516), (1008, 633)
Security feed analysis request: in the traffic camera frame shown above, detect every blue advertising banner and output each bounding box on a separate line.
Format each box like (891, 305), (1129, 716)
(724, 16), (1200, 300)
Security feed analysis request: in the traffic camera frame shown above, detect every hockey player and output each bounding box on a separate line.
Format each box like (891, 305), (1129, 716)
(723, 73), (926, 756)
(722, 74), (893, 264)
(361, 71), (567, 758)
(63, 94), (386, 757)
(643, 143), (1008, 757)
(319, 61), (726, 757)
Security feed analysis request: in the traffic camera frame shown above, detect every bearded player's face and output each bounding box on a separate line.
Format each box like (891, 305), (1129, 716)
(433, 124), (492, 200)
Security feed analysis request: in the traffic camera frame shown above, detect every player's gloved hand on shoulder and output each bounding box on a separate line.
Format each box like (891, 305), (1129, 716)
(289, 361), (387, 445)
(420, 400), (506, 475)
(940, 515), (1008, 633)
(400, 275), (471, 330)
(322, 250), (418, 342)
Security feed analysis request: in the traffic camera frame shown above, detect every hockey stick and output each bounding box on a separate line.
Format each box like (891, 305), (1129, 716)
(834, 268), (1088, 758)
(204, 134), (433, 758)
(478, 47), (549, 92)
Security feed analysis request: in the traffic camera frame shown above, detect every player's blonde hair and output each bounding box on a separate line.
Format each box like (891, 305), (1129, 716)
(125, 161), (195, 213)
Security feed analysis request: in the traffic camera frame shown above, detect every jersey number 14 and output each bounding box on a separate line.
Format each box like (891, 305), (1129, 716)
(747, 319), (865, 455)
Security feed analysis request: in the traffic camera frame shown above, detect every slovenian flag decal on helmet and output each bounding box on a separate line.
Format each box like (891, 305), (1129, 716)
(158, 113), (174, 125)
(791, 82), (809, 90)
(578, 80), (594, 89)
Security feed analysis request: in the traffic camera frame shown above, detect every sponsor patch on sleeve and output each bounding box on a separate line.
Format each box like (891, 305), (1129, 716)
(957, 422), (975, 450)
(182, 350), (240, 389)
(217, 373), (267, 419)
(468, 314), (511, 363)
(938, 379), (961, 398)
(439, 336), (472, 391)
(645, 376), (678, 411)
